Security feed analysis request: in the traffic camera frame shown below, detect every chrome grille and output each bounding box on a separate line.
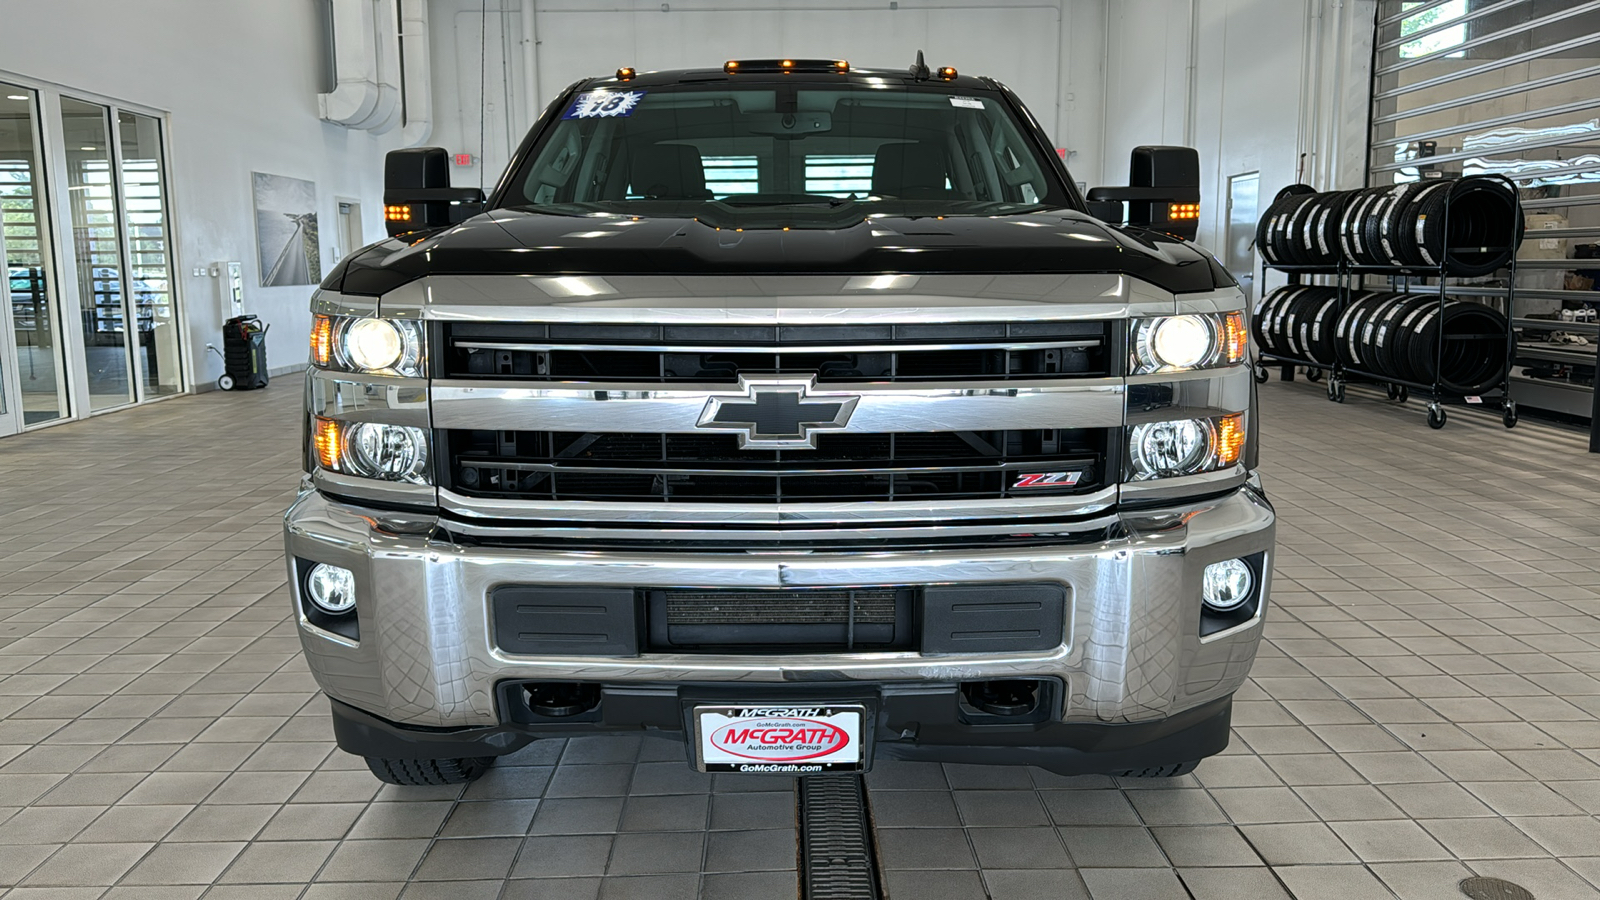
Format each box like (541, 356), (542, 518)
(437, 320), (1113, 382)
(442, 428), (1110, 503)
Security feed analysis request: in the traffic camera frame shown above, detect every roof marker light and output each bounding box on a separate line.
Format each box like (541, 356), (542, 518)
(616, 66), (636, 80)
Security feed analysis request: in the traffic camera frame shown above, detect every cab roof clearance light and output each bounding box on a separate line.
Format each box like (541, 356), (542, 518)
(615, 66), (636, 81)
(724, 59), (850, 74)
(937, 66), (958, 79)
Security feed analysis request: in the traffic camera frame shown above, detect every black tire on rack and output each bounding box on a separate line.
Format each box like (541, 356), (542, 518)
(1370, 295), (1435, 382)
(1253, 286), (1296, 356)
(1357, 293), (1414, 377)
(1296, 287), (1343, 367)
(1358, 186), (1409, 267)
(1373, 183), (1430, 268)
(1334, 291), (1382, 369)
(1277, 290), (1309, 359)
(1409, 176), (1524, 276)
(1276, 193), (1322, 266)
(1337, 188), (1384, 265)
(1435, 301), (1509, 394)
(1389, 296), (1445, 384)
(1391, 181), (1451, 268)
(1259, 286), (1298, 357)
(1303, 191), (1356, 268)
(1281, 193), (1328, 267)
(1257, 185), (1317, 267)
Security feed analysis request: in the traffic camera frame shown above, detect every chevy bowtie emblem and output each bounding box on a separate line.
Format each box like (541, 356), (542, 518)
(697, 377), (860, 449)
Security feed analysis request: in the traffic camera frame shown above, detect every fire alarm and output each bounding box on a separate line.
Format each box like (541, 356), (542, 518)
(453, 153), (475, 166)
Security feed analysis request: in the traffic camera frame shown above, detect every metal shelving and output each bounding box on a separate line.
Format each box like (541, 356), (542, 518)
(1254, 176), (1523, 431)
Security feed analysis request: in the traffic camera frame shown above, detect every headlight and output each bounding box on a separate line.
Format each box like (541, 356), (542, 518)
(1126, 413), (1245, 480)
(1130, 312), (1247, 374)
(313, 417), (431, 484)
(311, 315), (425, 377)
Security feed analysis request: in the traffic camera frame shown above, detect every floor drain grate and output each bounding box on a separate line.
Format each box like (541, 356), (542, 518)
(798, 775), (881, 900)
(1460, 876), (1536, 900)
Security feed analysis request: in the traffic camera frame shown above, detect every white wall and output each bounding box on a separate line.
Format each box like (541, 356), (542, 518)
(424, 0), (1112, 191)
(1102, 0), (1376, 254)
(0, 0), (402, 385)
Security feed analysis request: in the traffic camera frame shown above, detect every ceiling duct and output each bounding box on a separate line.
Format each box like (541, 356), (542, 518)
(319, 0), (408, 135)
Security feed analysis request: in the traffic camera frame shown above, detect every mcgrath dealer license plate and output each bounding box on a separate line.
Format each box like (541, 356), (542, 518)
(694, 705), (864, 774)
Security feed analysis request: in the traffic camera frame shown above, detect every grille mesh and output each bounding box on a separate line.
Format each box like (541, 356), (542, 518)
(664, 590), (898, 626)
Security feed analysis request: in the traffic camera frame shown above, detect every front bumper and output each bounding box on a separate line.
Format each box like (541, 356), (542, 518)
(284, 483), (1275, 738)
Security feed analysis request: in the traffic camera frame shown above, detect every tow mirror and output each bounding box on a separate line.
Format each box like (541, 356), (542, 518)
(383, 147), (486, 236)
(1086, 146), (1201, 240)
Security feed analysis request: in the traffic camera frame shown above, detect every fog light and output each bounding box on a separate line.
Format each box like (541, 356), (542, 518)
(306, 563), (356, 614)
(1202, 558), (1254, 612)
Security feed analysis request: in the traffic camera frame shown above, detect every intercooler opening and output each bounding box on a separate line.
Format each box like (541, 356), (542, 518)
(645, 587), (916, 652)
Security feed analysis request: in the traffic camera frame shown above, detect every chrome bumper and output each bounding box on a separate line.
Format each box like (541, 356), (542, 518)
(283, 486), (1275, 730)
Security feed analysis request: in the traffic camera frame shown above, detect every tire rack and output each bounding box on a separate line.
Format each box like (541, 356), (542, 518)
(1252, 175), (1523, 431)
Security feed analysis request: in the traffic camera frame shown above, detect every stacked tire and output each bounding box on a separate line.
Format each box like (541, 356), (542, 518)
(1256, 176), (1522, 276)
(1253, 286), (1508, 394)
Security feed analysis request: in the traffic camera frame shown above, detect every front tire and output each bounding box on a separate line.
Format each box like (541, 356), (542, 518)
(364, 756), (494, 785)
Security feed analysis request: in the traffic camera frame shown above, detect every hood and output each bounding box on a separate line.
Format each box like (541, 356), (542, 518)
(324, 207), (1235, 298)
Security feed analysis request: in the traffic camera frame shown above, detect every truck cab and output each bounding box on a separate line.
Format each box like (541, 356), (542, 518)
(285, 57), (1274, 785)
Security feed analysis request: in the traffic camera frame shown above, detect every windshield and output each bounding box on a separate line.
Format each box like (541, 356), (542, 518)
(500, 81), (1068, 217)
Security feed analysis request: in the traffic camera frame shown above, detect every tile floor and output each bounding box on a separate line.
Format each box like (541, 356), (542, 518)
(0, 378), (1597, 900)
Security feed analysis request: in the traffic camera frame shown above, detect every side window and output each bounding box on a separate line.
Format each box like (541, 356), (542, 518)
(528, 128), (584, 204)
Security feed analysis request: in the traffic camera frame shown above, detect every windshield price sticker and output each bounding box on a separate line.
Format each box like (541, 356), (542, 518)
(949, 96), (985, 109)
(696, 706), (863, 773)
(563, 90), (647, 119)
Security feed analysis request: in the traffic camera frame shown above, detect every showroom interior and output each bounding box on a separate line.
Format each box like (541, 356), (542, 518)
(2, 0), (1600, 898)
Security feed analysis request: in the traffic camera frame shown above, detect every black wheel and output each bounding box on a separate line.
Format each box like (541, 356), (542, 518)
(1326, 378), (1344, 403)
(1253, 364), (1269, 384)
(1115, 760), (1200, 778)
(1306, 367), (1323, 383)
(1386, 383), (1401, 400)
(364, 756), (494, 786)
(1503, 402), (1518, 429)
(217, 374), (235, 391)
(1427, 403), (1447, 429)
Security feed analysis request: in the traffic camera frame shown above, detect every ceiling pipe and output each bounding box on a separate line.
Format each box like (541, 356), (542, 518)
(521, 0), (541, 134)
(318, 0), (402, 133)
(398, 0), (433, 145)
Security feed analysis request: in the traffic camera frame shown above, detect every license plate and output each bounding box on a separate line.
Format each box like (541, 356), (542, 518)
(693, 704), (864, 774)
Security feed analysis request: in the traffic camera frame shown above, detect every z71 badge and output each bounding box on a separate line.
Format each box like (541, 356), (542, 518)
(1012, 471), (1083, 489)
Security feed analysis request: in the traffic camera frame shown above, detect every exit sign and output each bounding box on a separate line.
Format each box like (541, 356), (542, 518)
(453, 153), (474, 166)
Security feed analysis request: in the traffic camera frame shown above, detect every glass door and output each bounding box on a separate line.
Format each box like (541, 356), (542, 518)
(116, 111), (181, 397)
(59, 97), (134, 412)
(0, 85), (67, 429)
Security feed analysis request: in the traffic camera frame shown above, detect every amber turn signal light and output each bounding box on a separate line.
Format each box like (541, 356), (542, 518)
(1168, 202), (1200, 220)
(1222, 311), (1248, 365)
(310, 315), (334, 366)
(384, 204), (411, 222)
(1214, 413), (1246, 467)
(313, 417), (343, 471)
